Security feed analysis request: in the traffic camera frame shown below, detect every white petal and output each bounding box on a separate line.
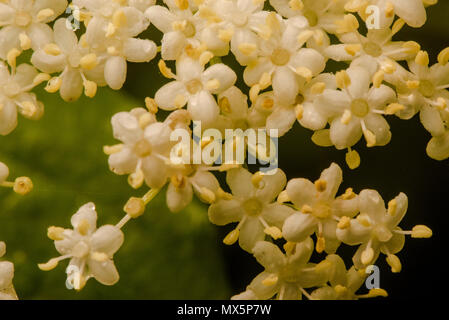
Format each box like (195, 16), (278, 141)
(329, 117), (362, 150)
(104, 56), (127, 90)
(31, 50), (67, 74)
(286, 178), (316, 208)
(239, 217), (265, 252)
(88, 259), (120, 286)
(155, 81), (188, 111)
(161, 31), (186, 61)
(166, 181), (193, 213)
(187, 91), (219, 125)
(123, 38), (157, 63)
(202, 64), (237, 94)
(226, 167), (254, 199)
(91, 225), (124, 256)
(420, 105), (445, 137)
(391, 0), (426, 27)
(252, 241), (286, 272)
(272, 67), (299, 106)
(282, 212), (317, 243)
(427, 131), (449, 161)
(208, 199), (245, 226)
(60, 68), (83, 102)
(71, 202), (97, 232)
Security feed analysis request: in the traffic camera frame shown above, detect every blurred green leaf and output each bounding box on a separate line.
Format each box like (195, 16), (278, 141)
(0, 87), (230, 299)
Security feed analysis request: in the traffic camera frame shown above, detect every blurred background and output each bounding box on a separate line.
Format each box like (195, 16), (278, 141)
(0, 1), (448, 299)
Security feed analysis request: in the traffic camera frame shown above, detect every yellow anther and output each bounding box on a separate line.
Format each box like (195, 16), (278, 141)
(37, 8), (54, 22)
(391, 18), (405, 35)
(83, 80), (97, 98)
(223, 229), (239, 245)
(158, 59), (175, 79)
(144, 97), (158, 114)
(406, 80), (420, 90)
(310, 82), (326, 95)
(361, 246), (374, 265)
(112, 9), (127, 27)
(13, 177), (33, 195)
(411, 225), (433, 238)
(385, 103), (405, 115)
(218, 28), (234, 42)
(277, 190), (290, 204)
(103, 144), (123, 155)
(124, 197), (146, 218)
(289, 0), (304, 10)
(363, 288), (388, 298)
(341, 187), (356, 200)
(346, 148), (361, 170)
(199, 187), (216, 204)
(438, 47), (449, 66)
(45, 77), (61, 93)
(315, 236), (326, 253)
(415, 51), (429, 67)
(386, 254), (402, 273)
(7, 48), (21, 69)
(217, 188), (233, 200)
(345, 44), (362, 56)
(33, 73), (51, 86)
(238, 43), (257, 56)
(283, 241), (296, 255)
(295, 67), (312, 82)
(175, 0), (189, 10)
(262, 274), (279, 286)
(199, 51), (214, 65)
(38, 258), (59, 271)
(402, 41), (421, 55)
(77, 218), (90, 236)
(336, 70), (351, 89)
(314, 179), (327, 192)
(337, 216), (351, 229)
(357, 214), (371, 227)
(373, 70), (384, 88)
(301, 204), (313, 214)
(19, 33), (31, 50)
(47, 226), (65, 241)
(44, 43), (61, 56)
(264, 226), (282, 240)
(385, 1), (395, 18)
(295, 104), (304, 121)
(91, 252), (109, 262)
(363, 128), (376, 147)
(387, 199), (397, 216)
(341, 109), (352, 125)
(381, 60), (396, 74)
(312, 129), (332, 147)
(80, 53), (98, 70)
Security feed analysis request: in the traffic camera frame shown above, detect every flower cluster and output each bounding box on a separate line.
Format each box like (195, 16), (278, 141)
(0, 0), (445, 299)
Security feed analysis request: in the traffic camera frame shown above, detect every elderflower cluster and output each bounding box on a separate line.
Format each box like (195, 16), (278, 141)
(0, 0), (445, 299)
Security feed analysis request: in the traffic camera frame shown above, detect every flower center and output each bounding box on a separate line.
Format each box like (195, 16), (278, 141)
(350, 99), (370, 118)
(243, 198), (263, 216)
(186, 79), (203, 94)
(271, 48), (291, 66)
(4, 81), (21, 98)
(72, 241), (90, 258)
(312, 202), (331, 219)
(133, 139), (152, 158)
(363, 42), (382, 57)
(15, 11), (32, 27)
(419, 80), (435, 98)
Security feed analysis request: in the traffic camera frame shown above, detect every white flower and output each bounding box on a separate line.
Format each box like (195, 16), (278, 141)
(39, 203), (125, 290)
(243, 16), (326, 106)
(336, 190), (431, 272)
(31, 18), (106, 101)
(0, 0), (67, 59)
(281, 163), (359, 254)
(0, 162), (9, 184)
(0, 61), (44, 135)
(315, 62), (397, 149)
(208, 167), (294, 252)
(145, 1), (202, 60)
(79, 0), (157, 89)
(155, 55), (237, 126)
(0, 241), (18, 300)
(107, 108), (188, 190)
(231, 239), (329, 300)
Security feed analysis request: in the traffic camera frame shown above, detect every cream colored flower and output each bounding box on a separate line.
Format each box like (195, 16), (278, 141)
(0, 241), (18, 300)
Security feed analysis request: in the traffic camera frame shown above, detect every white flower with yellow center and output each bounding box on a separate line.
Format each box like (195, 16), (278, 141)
(315, 63), (397, 149)
(145, 0), (203, 60)
(107, 108), (191, 190)
(208, 167), (295, 252)
(79, 0), (157, 89)
(155, 55), (237, 126)
(30, 18), (106, 102)
(247, 73), (336, 137)
(0, 60), (44, 136)
(0, 0), (67, 59)
(38, 203), (125, 290)
(0, 241), (18, 300)
(231, 239), (329, 300)
(336, 190), (432, 272)
(281, 163), (359, 254)
(243, 15), (326, 106)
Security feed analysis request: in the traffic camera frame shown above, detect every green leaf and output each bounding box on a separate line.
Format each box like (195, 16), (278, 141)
(0, 87), (230, 299)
